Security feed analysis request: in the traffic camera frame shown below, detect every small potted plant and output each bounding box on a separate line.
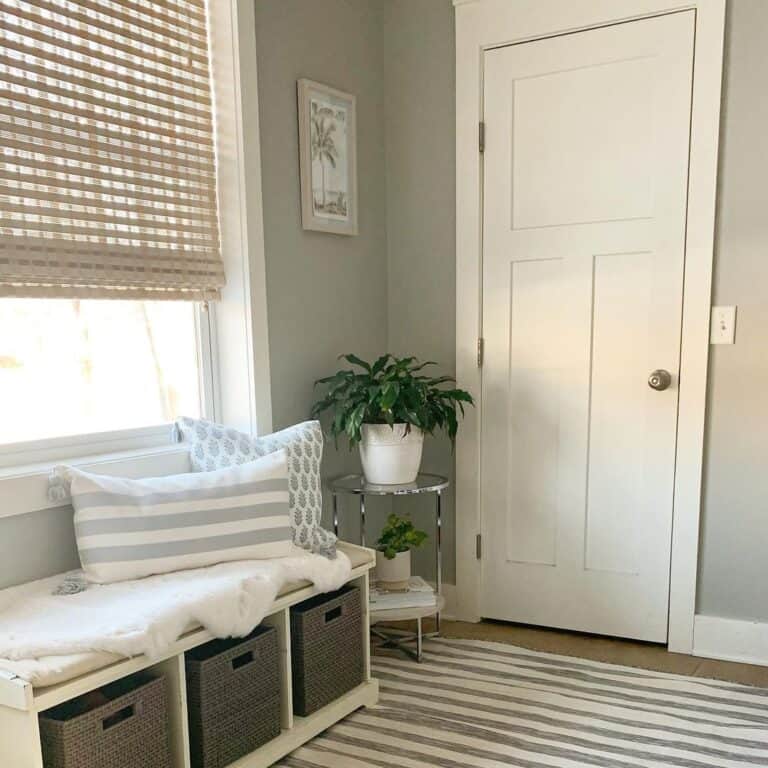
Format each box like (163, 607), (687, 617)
(311, 353), (474, 484)
(374, 513), (428, 590)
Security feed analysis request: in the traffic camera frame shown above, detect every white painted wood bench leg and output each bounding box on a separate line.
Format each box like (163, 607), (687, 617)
(154, 654), (191, 768)
(354, 573), (373, 683)
(263, 608), (293, 731)
(0, 707), (43, 768)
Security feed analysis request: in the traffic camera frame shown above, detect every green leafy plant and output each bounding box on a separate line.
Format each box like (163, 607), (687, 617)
(311, 353), (474, 448)
(375, 513), (428, 560)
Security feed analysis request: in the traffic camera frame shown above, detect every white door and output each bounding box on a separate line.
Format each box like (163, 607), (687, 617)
(480, 12), (694, 642)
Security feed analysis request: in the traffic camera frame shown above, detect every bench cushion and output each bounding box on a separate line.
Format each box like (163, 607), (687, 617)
(0, 543), (373, 688)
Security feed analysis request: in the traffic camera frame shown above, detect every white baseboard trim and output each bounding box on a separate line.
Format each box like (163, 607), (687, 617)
(440, 583), (457, 621)
(424, 582), (457, 621)
(693, 614), (768, 667)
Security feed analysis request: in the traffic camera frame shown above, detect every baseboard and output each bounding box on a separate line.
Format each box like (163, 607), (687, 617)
(693, 614), (768, 667)
(425, 582), (457, 621)
(440, 583), (457, 621)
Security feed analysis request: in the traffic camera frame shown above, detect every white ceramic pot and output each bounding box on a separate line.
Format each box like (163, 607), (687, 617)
(359, 423), (424, 485)
(375, 549), (411, 591)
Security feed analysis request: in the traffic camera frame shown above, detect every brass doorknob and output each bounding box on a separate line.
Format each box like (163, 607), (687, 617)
(648, 369), (672, 391)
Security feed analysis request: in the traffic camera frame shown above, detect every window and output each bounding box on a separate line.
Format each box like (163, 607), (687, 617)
(0, 0), (224, 459)
(0, 298), (204, 446)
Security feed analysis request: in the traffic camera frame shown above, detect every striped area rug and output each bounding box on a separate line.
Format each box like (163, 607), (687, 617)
(277, 637), (768, 767)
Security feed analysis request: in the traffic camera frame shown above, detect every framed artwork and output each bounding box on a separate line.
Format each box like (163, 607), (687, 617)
(297, 79), (358, 236)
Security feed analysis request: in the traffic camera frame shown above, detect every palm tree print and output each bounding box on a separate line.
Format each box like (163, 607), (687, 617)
(310, 101), (342, 213)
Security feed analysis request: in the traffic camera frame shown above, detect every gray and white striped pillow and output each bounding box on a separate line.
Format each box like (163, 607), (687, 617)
(65, 450), (293, 584)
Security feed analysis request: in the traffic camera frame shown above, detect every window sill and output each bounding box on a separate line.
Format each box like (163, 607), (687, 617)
(0, 424), (183, 471)
(0, 441), (192, 521)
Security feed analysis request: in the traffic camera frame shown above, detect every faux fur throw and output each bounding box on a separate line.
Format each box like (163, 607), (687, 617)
(0, 547), (350, 662)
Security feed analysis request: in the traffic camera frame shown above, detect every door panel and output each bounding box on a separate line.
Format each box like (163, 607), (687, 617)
(480, 12), (694, 642)
(586, 250), (654, 575)
(506, 258), (565, 566)
(511, 57), (654, 229)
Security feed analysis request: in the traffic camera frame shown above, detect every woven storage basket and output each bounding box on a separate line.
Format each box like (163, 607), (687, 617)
(290, 584), (364, 716)
(39, 673), (171, 768)
(185, 625), (281, 768)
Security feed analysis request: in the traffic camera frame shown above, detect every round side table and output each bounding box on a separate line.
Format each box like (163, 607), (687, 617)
(329, 473), (449, 661)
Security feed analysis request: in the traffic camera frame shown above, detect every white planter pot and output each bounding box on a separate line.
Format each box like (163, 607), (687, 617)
(359, 423), (424, 485)
(375, 549), (411, 591)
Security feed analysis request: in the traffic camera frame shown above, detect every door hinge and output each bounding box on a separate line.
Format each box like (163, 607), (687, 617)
(477, 337), (484, 367)
(476, 533), (482, 560)
(479, 121), (485, 153)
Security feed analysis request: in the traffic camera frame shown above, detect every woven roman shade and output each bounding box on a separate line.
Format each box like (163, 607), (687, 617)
(0, 0), (224, 300)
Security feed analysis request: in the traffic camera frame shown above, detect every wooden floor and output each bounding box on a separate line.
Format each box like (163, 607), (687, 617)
(389, 617), (768, 688)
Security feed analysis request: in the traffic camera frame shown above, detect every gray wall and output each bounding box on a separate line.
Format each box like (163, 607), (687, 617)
(253, 0), (391, 538)
(0, 507), (79, 590)
(382, 0), (457, 583)
(696, 0), (768, 621)
(253, 0), (457, 575)
(254, 0), (389, 431)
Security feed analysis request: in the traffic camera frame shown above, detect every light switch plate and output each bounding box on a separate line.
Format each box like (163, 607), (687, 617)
(710, 305), (737, 345)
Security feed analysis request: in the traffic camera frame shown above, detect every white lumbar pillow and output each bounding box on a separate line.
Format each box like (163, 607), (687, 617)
(63, 450), (293, 584)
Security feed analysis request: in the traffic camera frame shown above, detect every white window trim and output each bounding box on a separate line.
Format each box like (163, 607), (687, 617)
(208, 0), (273, 438)
(454, 0), (725, 656)
(0, 443), (193, 521)
(0, 0), (271, 481)
(0, 425), (182, 472)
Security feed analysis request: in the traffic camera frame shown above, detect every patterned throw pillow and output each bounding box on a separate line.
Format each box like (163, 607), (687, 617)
(176, 418), (337, 556)
(64, 450), (293, 584)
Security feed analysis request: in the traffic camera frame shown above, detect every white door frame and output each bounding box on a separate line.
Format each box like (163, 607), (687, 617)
(454, 0), (726, 654)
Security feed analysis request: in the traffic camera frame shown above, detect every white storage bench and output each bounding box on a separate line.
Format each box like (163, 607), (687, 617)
(0, 542), (378, 768)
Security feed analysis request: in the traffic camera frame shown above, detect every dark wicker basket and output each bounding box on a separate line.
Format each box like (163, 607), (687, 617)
(39, 673), (171, 768)
(185, 625), (281, 768)
(290, 584), (364, 716)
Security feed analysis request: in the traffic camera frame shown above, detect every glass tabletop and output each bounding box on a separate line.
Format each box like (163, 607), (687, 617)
(329, 473), (449, 496)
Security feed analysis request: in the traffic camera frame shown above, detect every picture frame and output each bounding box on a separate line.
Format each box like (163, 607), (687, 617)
(297, 79), (358, 236)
